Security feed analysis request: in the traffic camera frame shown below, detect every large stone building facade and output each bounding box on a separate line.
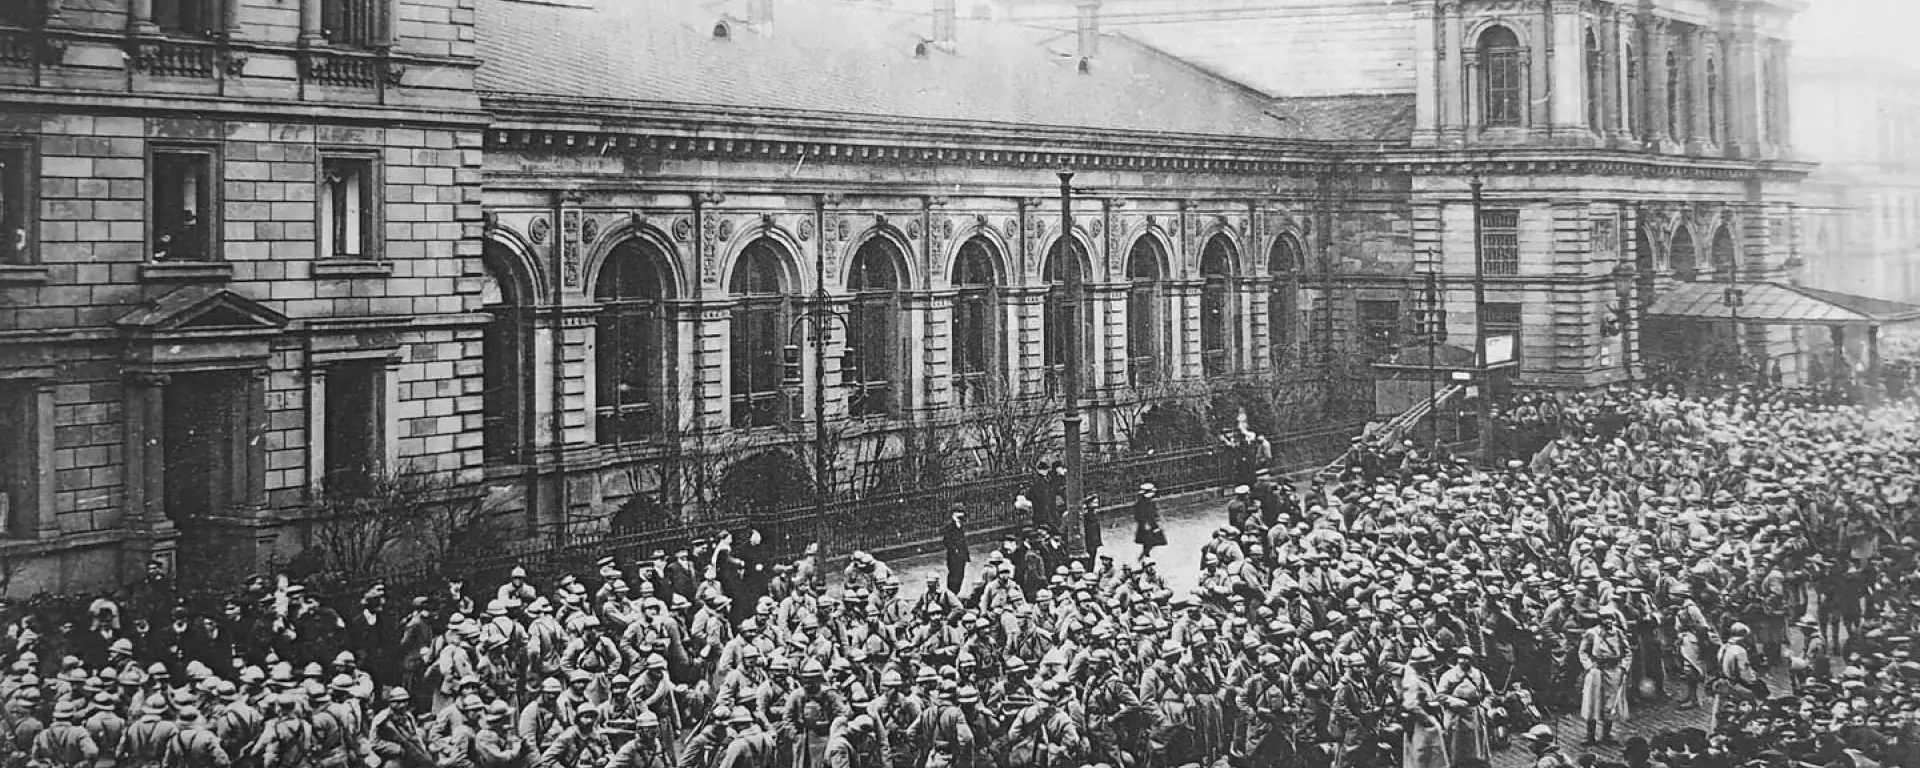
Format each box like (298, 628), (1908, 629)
(0, 0), (1818, 592)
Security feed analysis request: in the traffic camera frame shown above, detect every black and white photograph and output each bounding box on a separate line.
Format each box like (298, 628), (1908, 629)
(0, 0), (1916, 765)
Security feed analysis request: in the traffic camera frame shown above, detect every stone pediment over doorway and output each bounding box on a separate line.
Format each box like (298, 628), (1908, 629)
(114, 286), (289, 333)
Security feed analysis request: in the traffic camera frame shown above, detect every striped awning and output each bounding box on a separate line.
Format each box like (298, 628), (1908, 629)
(1644, 281), (1920, 325)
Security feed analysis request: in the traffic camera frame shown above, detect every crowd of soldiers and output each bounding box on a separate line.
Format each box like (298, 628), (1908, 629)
(0, 381), (1915, 768)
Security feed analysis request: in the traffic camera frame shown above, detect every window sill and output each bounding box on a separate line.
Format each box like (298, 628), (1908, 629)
(0, 265), (49, 284)
(313, 259), (392, 278)
(141, 261), (232, 282)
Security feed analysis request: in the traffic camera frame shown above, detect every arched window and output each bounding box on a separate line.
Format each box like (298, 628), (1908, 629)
(951, 237), (1001, 406)
(1042, 238), (1090, 395)
(1666, 43), (1688, 141)
(595, 239), (674, 443)
(729, 238), (792, 429)
(1626, 44), (1640, 137)
(846, 237), (904, 418)
(1269, 234), (1304, 370)
(1586, 30), (1605, 133)
(1200, 234), (1237, 376)
(1706, 56), (1721, 145)
(482, 242), (531, 464)
(1670, 226), (1698, 281)
(1710, 225), (1736, 278)
(1480, 26), (1524, 128)
(1125, 236), (1166, 386)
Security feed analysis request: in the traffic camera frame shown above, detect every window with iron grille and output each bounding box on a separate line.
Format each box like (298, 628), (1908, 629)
(1481, 302), (1522, 364)
(729, 240), (792, 429)
(595, 241), (672, 444)
(951, 237), (1001, 407)
(1480, 26), (1524, 128)
(151, 147), (218, 262)
(323, 361), (384, 494)
(1479, 208), (1520, 275)
(1358, 300), (1401, 361)
(323, 0), (386, 47)
(0, 143), (30, 265)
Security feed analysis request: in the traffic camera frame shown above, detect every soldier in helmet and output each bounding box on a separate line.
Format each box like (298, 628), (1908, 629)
(118, 695), (176, 768)
(160, 706), (226, 768)
(515, 678), (564, 756)
(470, 701), (526, 768)
(606, 712), (668, 768)
(370, 689), (432, 768)
(1001, 681), (1080, 768)
(34, 699), (100, 768)
(783, 659), (847, 768)
(716, 706), (776, 768)
(537, 706), (607, 768)
(823, 714), (880, 768)
(865, 669), (917, 768)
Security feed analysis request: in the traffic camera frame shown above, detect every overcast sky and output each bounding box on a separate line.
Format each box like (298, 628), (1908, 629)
(1794, 0), (1920, 68)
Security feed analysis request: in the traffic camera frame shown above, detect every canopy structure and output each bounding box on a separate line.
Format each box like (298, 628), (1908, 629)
(1645, 281), (1920, 326)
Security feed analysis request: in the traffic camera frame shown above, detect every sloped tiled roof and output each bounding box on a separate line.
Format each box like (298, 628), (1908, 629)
(477, 0), (1414, 144)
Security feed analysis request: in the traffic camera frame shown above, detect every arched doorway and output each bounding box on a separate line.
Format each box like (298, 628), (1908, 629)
(846, 236), (906, 417)
(1269, 234), (1304, 370)
(593, 238), (675, 443)
(729, 238), (795, 428)
(1200, 234), (1238, 376)
(481, 241), (533, 463)
(951, 237), (1003, 405)
(1710, 225), (1737, 278)
(1126, 236), (1167, 386)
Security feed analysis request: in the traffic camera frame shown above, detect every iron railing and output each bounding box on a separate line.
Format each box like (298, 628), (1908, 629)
(319, 418), (1366, 600)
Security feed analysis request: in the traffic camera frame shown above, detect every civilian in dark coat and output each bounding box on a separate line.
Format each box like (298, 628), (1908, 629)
(1132, 482), (1165, 560)
(941, 505), (969, 594)
(664, 550), (698, 602)
(1024, 463), (1059, 533)
(184, 614), (235, 674)
(1080, 495), (1103, 565)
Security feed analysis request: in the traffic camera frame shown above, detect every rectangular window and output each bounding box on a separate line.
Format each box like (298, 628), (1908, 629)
(0, 383), (35, 538)
(1358, 300), (1401, 361)
(1480, 208), (1521, 276)
(322, 361), (382, 492)
(319, 156), (375, 260)
(322, 0), (385, 47)
(163, 372), (243, 522)
(151, 148), (217, 262)
(152, 0), (216, 36)
(0, 143), (30, 265)
(1485, 48), (1524, 127)
(1481, 302), (1523, 365)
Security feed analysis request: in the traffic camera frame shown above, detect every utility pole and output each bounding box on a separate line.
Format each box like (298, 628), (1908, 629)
(1058, 171), (1086, 560)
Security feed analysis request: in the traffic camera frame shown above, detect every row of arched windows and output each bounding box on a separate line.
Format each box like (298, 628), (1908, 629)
(1478, 21), (1729, 146)
(480, 230), (1312, 456)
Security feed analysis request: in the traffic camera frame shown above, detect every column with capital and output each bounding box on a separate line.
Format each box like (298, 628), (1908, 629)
(1725, 27), (1760, 158)
(121, 372), (177, 571)
(1441, 1), (1467, 145)
(1771, 40), (1793, 154)
(1412, 0), (1441, 147)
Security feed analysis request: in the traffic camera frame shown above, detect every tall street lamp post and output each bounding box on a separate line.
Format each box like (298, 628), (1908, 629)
(1057, 170), (1086, 560)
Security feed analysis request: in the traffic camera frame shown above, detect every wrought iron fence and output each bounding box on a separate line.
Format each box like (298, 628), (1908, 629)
(320, 418), (1365, 601)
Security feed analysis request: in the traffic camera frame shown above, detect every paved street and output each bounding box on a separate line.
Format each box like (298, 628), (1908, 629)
(882, 489), (1790, 768)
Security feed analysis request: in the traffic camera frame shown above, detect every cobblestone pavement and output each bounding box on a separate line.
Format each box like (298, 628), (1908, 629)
(885, 490), (1790, 768)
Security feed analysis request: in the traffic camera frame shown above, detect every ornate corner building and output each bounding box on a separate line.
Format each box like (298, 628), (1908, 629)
(0, 0), (1829, 591)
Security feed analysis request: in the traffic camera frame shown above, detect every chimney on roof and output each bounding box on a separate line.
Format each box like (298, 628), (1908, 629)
(1075, 0), (1099, 59)
(932, 0), (956, 45)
